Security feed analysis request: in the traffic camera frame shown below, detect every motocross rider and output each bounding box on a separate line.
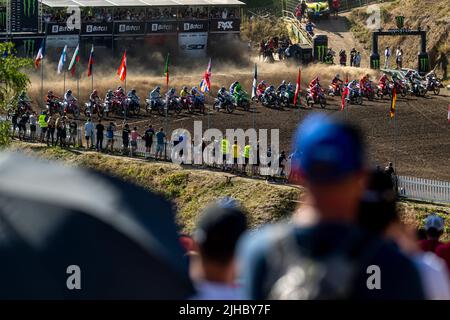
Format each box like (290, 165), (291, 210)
(263, 85), (276, 102)
(229, 81), (239, 95)
(64, 90), (77, 108)
(331, 74), (343, 93)
(114, 86), (126, 102)
(346, 80), (359, 101)
(89, 89), (100, 109)
(127, 89), (140, 103)
(165, 88), (176, 101)
(180, 86), (190, 98)
(277, 80), (288, 93)
(256, 80), (267, 97)
(149, 86), (163, 108)
(309, 77), (321, 100)
(217, 87), (230, 110)
(378, 74), (389, 91)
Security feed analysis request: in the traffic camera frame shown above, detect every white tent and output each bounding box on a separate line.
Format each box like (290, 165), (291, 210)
(42, 0), (245, 7)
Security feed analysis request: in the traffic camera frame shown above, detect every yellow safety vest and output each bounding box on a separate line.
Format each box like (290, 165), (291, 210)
(221, 139), (229, 154)
(232, 144), (239, 158)
(244, 145), (251, 158)
(38, 114), (48, 128)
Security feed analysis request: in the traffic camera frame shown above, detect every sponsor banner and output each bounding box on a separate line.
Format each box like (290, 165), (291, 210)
(114, 22), (145, 35)
(0, 6), (6, 33)
(11, 37), (44, 57)
(209, 19), (241, 33)
(178, 20), (208, 33)
(81, 22), (113, 35)
(45, 35), (79, 48)
(146, 21), (178, 34)
(46, 23), (80, 35)
(10, 0), (39, 33)
(178, 32), (208, 58)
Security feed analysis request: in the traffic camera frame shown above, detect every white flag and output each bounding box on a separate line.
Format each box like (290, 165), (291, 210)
(57, 45), (67, 74)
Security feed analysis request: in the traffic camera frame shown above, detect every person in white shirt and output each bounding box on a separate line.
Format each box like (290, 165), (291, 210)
(384, 46), (391, 68)
(190, 197), (247, 300)
(396, 46), (403, 69)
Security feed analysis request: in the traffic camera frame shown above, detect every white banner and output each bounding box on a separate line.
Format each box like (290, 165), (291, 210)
(45, 35), (79, 48)
(178, 32), (208, 58)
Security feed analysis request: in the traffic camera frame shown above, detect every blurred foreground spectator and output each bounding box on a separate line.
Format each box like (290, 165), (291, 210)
(418, 215), (445, 253)
(238, 114), (425, 299)
(191, 197), (247, 300)
(0, 153), (193, 299)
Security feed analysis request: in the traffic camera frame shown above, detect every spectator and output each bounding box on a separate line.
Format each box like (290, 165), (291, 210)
(354, 51), (361, 67)
(122, 124), (130, 155)
(396, 46), (403, 69)
(95, 119), (105, 151)
(106, 122), (116, 153)
(384, 161), (395, 177)
(46, 114), (56, 146)
(300, 0), (308, 21)
(155, 127), (166, 160)
(68, 119), (77, 147)
(130, 126), (140, 157)
(418, 214), (445, 253)
(29, 111), (37, 142)
(436, 240), (450, 274)
(339, 49), (347, 66)
(191, 197), (247, 300)
(84, 118), (94, 149)
(358, 170), (450, 299)
(38, 111), (48, 143)
(18, 112), (29, 141)
(11, 112), (18, 139)
(332, 0), (340, 19)
(384, 46), (391, 69)
(144, 124), (155, 159)
(232, 140), (239, 172)
(278, 151), (287, 176)
(238, 114), (425, 299)
(305, 21), (314, 37)
(350, 48), (357, 67)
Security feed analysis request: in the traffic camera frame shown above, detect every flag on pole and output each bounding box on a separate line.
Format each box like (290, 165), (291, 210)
(164, 53), (170, 87)
(117, 50), (127, 81)
(68, 44), (80, 76)
(390, 86), (397, 118)
(293, 67), (301, 106)
(57, 45), (67, 74)
(341, 85), (349, 110)
(447, 104), (450, 123)
(87, 44), (94, 77)
(199, 58), (212, 93)
(34, 40), (45, 69)
(251, 63), (258, 99)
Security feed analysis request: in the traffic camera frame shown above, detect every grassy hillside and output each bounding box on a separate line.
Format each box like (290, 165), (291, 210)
(7, 142), (450, 239)
(348, 0), (449, 76)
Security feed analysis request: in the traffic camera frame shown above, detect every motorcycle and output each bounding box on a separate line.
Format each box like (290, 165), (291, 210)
(389, 80), (408, 98)
(277, 89), (291, 108)
(191, 94), (206, 114)
(164, 96), (183, 116)
(261, 91), (280, 109)
(306, 86), (326, 108)
(361, 81), (376, 101)
(84, 100), (104, 119)
(125, 97), (141, 116)
(347, 86), (363, 105)
(233, 90), (251, 111)
(63, 100), (80, 118)
(410, 79), (427, 97)
(111, 96), (126, 116)
(213, 94), (235, 113)
(328, 82), (344, 96)
(425, 75), (443, 95)
(17, 100), (32, 115)
(46, 98), (63, 115)
(376, 81), (391, 99)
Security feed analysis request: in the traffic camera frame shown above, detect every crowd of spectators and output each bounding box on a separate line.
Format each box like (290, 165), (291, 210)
(43, 6), (239, 23)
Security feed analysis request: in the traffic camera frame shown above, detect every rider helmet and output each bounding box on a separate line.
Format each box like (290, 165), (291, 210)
(335, 74), (340, 79)
(48, 90), (53, 95)
(220, 87), (226, 92)
(183, 86), (188, 91)
(93, 89), (97, 94)
(281, 80), (286, 85)
(155, 86), (160, 92)
(117, 86), (122, 90)
(131, 89), (136, 94)
(67, 90), (72, 95)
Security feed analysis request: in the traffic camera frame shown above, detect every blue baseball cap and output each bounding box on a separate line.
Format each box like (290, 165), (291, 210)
(291, 113), (365, 184)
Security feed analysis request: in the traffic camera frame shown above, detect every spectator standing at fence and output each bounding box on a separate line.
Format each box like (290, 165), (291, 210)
(68, 119), (77, 147)
(339, 50), (347, 66)
(29, 111), (37, 142)
(350, 48), (357, 67)
(243, 143), (251, 175)
(396, 46), (403, 69)
(105, 122), (116, 153)
(238, 114), (425, 300)
(18, 112), (29, 141)
(332, 0), (340, 19)
(436, 240), (450, 274)
(231, 140), (239, 173)
(300, 0), (307, 21)
(38, 111), (48, 143)
(84, 118), (94, 149)
(418, 214), (445, 253)
(221, 137), (230, 171)
(354, 51), (361, 67)
(191, 197), (247, 300)
(11, 112), (18, 139)
(130, 126), (140, 157)
(384, 161), (395, 177)
(46, 114), (56, 146)
(155, 127), (166, 160)
(144, 125), (155, 159)
(95, 119), (105, 151)
(384, 46), (391, 69)
(122, 124), (130, 155)
(278, 151), (287, 176)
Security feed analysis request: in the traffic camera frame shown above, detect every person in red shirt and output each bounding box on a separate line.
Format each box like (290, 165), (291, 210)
(418, 214), (445, 253)
(436, 243), (450, 274)
(378, 74), (388, 90)
(332, 0), (341, 19)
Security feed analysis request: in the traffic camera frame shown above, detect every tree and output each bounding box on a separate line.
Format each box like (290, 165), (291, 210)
(0, 42), (33, 147)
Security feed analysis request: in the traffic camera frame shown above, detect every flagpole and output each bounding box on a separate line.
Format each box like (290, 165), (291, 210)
(40, 57), (44, 109)
(63, 71), (66, 94)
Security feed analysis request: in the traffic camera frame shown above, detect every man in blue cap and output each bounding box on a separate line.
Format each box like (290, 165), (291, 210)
(238, 114), (425, 300)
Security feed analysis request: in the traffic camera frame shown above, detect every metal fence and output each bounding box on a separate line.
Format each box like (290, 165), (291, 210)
(285, 0), (381, 14)
(397, 176), (450, 204)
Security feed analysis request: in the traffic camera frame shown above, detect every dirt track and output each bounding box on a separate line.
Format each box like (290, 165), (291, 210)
(90, 89), (450, 181)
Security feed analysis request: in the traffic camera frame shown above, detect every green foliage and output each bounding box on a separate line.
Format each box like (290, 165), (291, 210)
(0, 42), (33, 147)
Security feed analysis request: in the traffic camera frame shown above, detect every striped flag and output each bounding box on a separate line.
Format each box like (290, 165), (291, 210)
(57, 45), (67, 74)
(87, 44), (94, 77)
(68, 44), (80, 76)
(164, 53), (170, 87)
(341, 74), (349, 110)
(200, 58), (212, 93)
(251, 63), (257, 99)
(390, 86), (397, 118)
(117, 50), (126, 81)
(293, 67), (301, 106)
(34, 40), (45, 69)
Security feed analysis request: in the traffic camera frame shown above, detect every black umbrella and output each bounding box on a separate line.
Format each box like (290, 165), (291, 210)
(0, 153), (194, 299)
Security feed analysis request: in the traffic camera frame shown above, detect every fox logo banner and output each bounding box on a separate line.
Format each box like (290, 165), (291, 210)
(395, 16), (404, 29)
(218, 21), (233, 30)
